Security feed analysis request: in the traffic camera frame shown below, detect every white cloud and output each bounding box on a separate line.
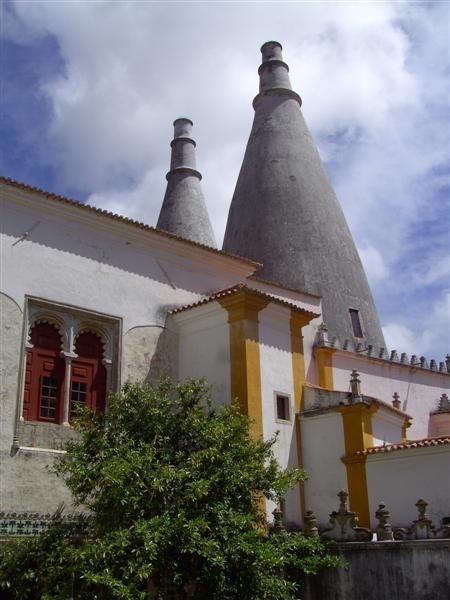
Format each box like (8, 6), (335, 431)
(382, 323), (417, 356)
(383, 290), (450, 361)
(412, 256), (450, 288)
(87, 168), (163, 225)
(8, 2), (420, 196)
(358, 244), (388, 285)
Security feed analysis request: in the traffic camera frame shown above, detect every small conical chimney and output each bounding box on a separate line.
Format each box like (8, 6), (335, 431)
(223, 42), (385, 349)
(157, 118), (216, 247)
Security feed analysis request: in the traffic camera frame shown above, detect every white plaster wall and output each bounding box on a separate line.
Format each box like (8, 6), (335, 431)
(0, 293), (79, 512)
(175, 304), (230, 408)
(2, 449), (76, 513)
(366, 445), (450, 528)
(300, 411), (348, 527)
(371, 409), (405, 446)
(247, 278), (322, 387)
(258, 305), (299, 524)
(332, 352), (450, 440)
(259, 305), (295, 449)
(303, 318), (322, 386)
(2, 195), (258, 392)
(0, 293), (22, 438)
(1, 189), (256, 513)
(122, 324), (178, 384)
(3, 202), (204, 333)
(0, 293), (24, 510)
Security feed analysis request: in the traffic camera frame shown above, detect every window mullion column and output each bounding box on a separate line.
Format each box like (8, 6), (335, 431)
(61, 352), (77, 425)
(103, 357), (113, 393)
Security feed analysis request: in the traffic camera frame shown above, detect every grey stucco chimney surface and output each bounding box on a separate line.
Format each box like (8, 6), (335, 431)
(157, 118), (217, 248)
(222, 42), (386, 349)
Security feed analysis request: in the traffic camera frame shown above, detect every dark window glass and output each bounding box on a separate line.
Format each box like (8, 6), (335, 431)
(276, 395), (290, 421)
(39, 376), (58, 420)
(70, 381), (87, 417)
(349, 309), (363, 338)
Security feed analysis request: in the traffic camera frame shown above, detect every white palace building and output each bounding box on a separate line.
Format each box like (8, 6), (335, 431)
(1, 42), (449, 531)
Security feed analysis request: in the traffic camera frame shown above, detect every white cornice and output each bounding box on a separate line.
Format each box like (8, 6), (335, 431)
(169, 300), (227, 328)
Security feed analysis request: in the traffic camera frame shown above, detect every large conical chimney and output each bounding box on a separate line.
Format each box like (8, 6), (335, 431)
(223, 42), (386, 349)
(157, 118), (216, 247)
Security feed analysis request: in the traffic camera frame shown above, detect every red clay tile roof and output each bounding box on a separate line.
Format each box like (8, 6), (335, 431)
(357, 436), (450, 455)
(0, 176), (260, 267)
(169, 283), (320, 318)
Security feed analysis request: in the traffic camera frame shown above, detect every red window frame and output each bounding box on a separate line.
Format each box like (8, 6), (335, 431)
(23, 325), (107, 424)
(71, 332), (106, 417)
(23, 323), (65, 423)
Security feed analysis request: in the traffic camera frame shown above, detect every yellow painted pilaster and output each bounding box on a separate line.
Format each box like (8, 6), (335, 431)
(314, 346), (335, 389)
(340, 454), (370, 526)
(219, 291), (269, 439)
(290, 312), (310, 412)
(337, 402), (379, 527)
(402, 417), (411, 442)
(290, 311), (312, 519)
(337, 403), (378, 454)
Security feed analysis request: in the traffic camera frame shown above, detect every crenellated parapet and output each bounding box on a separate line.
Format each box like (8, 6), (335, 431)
(315, 327), (450, 374)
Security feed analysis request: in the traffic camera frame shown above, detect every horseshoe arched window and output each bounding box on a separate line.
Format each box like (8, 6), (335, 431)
(70, 331), (107, 418)
(21, 299), (119, 431)
(23, 322), (65, 423)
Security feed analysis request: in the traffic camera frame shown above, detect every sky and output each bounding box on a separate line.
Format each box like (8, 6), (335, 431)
(1, 0), (449, 361)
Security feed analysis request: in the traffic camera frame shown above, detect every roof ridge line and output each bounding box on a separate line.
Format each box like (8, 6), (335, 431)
(169, 282), (320, 317)
(0, 176), (259, 266)
(356, 435), (450, 456)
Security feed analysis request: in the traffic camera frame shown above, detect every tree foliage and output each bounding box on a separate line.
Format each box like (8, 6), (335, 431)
(0, 379), (340, 599)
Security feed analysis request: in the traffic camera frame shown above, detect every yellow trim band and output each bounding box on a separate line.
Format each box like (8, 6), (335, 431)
(290, 312), (310, 413)
(337, 402), (379, 527)
(402, 417), (411, 442)
(219, 291), (269, 439)
(341, 454), (370, 527)
(290, 311), (311, 519)
(315, 347), (335, 389)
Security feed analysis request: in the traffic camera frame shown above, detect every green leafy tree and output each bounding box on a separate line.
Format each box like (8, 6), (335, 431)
(0, 379), (340, 599)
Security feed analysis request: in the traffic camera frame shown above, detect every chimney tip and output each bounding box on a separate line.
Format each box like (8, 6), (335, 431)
(260, 41), (283, 62)
(173, 118), (194, 139)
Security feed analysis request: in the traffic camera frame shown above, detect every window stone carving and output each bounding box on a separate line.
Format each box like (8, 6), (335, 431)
(13, 297), (120, 451)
